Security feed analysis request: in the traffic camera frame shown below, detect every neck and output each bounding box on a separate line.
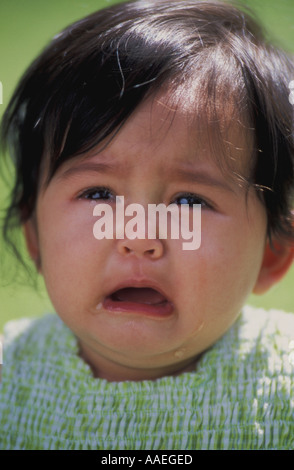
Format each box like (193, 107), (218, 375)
(78, 344), (198, 382)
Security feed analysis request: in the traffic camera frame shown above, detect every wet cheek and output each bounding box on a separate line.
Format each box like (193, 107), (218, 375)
(175, 232), (246, 314)
(39, 202), (94, 246)
(37, 207), (107, 284)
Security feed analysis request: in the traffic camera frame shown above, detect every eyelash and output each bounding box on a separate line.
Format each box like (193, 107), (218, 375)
(172, 193), (212, 209)
(78, 187), (213, 209)
(78, 187), (115, 201)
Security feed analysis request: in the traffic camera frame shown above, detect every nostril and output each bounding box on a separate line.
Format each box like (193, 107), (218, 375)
(123, 246), (154, 256)
(117, 239), (164, 259)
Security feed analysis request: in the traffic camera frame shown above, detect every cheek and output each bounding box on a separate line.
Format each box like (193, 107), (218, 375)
(38, 201), (102, 259)
(174, 217), (264, 310)
(36, 205), (110, 306)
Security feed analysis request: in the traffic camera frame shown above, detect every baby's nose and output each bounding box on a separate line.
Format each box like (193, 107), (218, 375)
(116, 237), (164, 259)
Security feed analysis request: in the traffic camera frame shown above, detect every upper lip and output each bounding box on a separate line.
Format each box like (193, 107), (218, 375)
(104, 278), (173, 304)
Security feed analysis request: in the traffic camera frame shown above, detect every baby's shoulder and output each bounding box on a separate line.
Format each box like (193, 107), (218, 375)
(242, 305), (294, 337)
(238, 305), (294, 363)
(2, 314), (72, 362)
(3, 317), (36, 345)
(1, 314), (79, 384)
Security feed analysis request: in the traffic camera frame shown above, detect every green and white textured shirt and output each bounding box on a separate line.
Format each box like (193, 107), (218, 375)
(0, 306), (293, 450)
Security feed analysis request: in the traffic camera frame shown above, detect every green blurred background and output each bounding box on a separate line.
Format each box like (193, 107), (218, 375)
(0, 0), (293, 331)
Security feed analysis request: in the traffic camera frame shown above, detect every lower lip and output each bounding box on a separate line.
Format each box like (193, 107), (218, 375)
(102, 297), (174, 317)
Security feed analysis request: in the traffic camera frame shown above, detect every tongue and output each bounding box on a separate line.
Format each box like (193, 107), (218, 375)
(111, 287), (167, 305)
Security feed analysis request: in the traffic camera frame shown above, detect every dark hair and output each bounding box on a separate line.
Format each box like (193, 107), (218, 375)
(1, 0), (294, 268)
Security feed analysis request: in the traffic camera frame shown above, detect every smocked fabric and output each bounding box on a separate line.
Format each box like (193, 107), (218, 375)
(0, 306), (293, 450)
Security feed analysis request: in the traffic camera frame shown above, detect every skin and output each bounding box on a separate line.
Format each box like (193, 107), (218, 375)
(24, 90), (293, 382)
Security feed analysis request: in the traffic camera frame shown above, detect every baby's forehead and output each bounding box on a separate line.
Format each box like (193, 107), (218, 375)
(118, 87), (255, 177)
(59, 87), (255, 188)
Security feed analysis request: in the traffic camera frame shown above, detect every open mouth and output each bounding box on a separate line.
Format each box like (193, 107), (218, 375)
(103, 287), (173, 316)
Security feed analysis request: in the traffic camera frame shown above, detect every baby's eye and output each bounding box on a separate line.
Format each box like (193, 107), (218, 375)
(78, 187), (114, 201)
(172, 193), (212, 209)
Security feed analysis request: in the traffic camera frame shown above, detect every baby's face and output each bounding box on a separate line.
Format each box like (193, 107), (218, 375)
(29, 91), (268, 381)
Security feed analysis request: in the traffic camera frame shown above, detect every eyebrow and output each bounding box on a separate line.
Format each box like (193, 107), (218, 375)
(57, 161), (236, 193)
(56, 162), (124, 180)
(169, 168), (237, 193)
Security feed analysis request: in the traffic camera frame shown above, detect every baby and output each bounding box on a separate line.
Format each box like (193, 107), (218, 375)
(0, 0), (293, 450)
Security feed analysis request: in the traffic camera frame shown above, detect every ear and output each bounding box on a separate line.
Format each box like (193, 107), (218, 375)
(23, 219), (42, 272)
(253, 238), (294, 295)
